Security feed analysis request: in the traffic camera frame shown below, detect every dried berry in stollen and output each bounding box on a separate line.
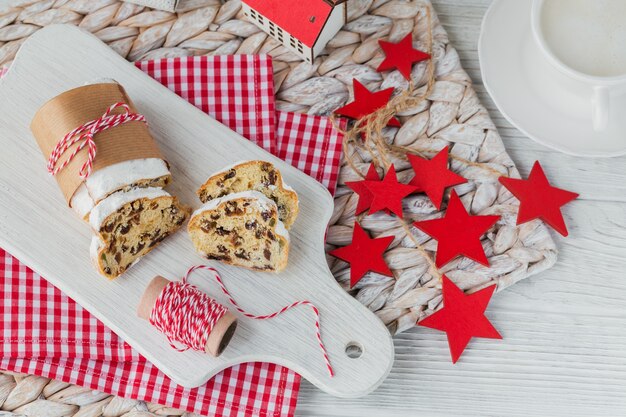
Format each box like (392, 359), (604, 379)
(334, 79), (400, 128)
(407, 146), (467, 210)
(413, 190), (500, 268)
(363, 165), (418, 218)
(329, 223), (394, 288)
(499, 161), (578, 236)
(377, 33), (431, 81)
(345, 163), (381, 215)
(418, 276), (502, 363)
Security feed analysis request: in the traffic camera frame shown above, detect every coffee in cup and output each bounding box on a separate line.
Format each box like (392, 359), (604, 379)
(540, 0), (626, 78)
(532, 0), (626, 131)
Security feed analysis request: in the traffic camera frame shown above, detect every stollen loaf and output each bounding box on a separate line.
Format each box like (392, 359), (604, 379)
(30, 80), (189, 279)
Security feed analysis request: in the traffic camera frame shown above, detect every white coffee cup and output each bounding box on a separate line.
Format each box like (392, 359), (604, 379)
(531, 0), (626, 132)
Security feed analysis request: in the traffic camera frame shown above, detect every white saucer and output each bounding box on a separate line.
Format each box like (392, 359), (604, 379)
(479, 0), (626, 157)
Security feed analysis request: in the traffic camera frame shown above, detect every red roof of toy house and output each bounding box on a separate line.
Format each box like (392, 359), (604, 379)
(245, 0), (344, 48)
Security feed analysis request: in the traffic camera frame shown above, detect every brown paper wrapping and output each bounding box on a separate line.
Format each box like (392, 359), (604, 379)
(30, 83), (163, 206)
(137, 276), (238, 357)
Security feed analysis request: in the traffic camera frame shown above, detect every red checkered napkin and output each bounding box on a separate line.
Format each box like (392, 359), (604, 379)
(136, 57), (345, 193)
(0, 250), (300, 417)
(0, 54), (345, 417)
(276, 111), (346, 195)
(135, 55), (277, 155)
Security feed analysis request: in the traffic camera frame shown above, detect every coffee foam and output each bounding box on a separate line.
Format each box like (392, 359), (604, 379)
(541, 0), (626, 77)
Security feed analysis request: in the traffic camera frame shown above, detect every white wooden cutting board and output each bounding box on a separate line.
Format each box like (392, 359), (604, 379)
(0, 25), (394, 398)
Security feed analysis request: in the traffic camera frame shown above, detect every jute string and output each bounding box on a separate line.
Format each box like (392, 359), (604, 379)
(332, 6), (503, 283)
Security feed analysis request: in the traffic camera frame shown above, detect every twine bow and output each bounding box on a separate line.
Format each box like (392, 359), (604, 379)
(47, 102), (147, 179)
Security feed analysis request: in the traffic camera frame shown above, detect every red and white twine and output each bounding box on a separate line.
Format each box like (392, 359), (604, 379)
(150, 279), (228, 353)
(47, 102), (146, 179)
(151, 265), (335, 377)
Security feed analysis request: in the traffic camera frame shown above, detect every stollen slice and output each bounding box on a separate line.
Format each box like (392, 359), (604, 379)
(89, 187), (191, 279)
(188, 191), (290, 272)
(196, 160), (299, 229)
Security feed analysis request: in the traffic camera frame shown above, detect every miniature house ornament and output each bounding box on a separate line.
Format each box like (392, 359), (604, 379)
(242, 0), (348, 63)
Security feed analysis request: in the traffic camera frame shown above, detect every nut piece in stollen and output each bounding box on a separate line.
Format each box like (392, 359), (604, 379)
(90, 187), (191, 279)
(196, 160), (299, 229)
(188, 191), (290, 272)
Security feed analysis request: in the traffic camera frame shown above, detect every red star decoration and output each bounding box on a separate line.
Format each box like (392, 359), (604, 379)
(418, 276), (502, 363)
(499, 161), (578, 236)
(345, 163), (381, 215)
(413, 191), (500, 268)
(329, 223), (394, 288)
(408, 147), (467, 210)
(377, 33), (431, 81)
(334, 79), (400, 127)
(364, 165), (418, 218)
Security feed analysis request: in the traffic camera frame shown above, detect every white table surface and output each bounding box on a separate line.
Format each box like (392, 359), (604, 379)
(296, 1), (626, 416)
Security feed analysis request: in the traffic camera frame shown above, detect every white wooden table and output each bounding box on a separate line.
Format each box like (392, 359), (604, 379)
(297, 1), (626, 415)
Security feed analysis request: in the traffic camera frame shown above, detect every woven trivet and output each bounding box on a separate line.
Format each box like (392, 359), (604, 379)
(0, 0), (558, 413)
(0, 371), (198, 417)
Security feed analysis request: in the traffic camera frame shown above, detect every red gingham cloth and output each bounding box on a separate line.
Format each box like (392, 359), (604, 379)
(136, 56), (345, 192)
(136, 56), (276, 155)
(0, 252), (299, 416)
(276, 111), (346, 195)
(0, 55), (345, 416)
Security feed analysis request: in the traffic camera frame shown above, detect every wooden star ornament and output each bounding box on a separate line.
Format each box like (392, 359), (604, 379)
(329, 223), (394, 288)
(413, 191), (500, 268)
(364, 165), (418, 218)
(499, 161), (578, 236)
(408, 147), (467, 210)
(334, 79), (400, 127)
(418, 276), (502, 363)
(345, 163), (381, 215)
(377, 33), (431, 81)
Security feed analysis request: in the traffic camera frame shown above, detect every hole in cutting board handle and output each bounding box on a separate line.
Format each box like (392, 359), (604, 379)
(345, 341), (363, 359)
